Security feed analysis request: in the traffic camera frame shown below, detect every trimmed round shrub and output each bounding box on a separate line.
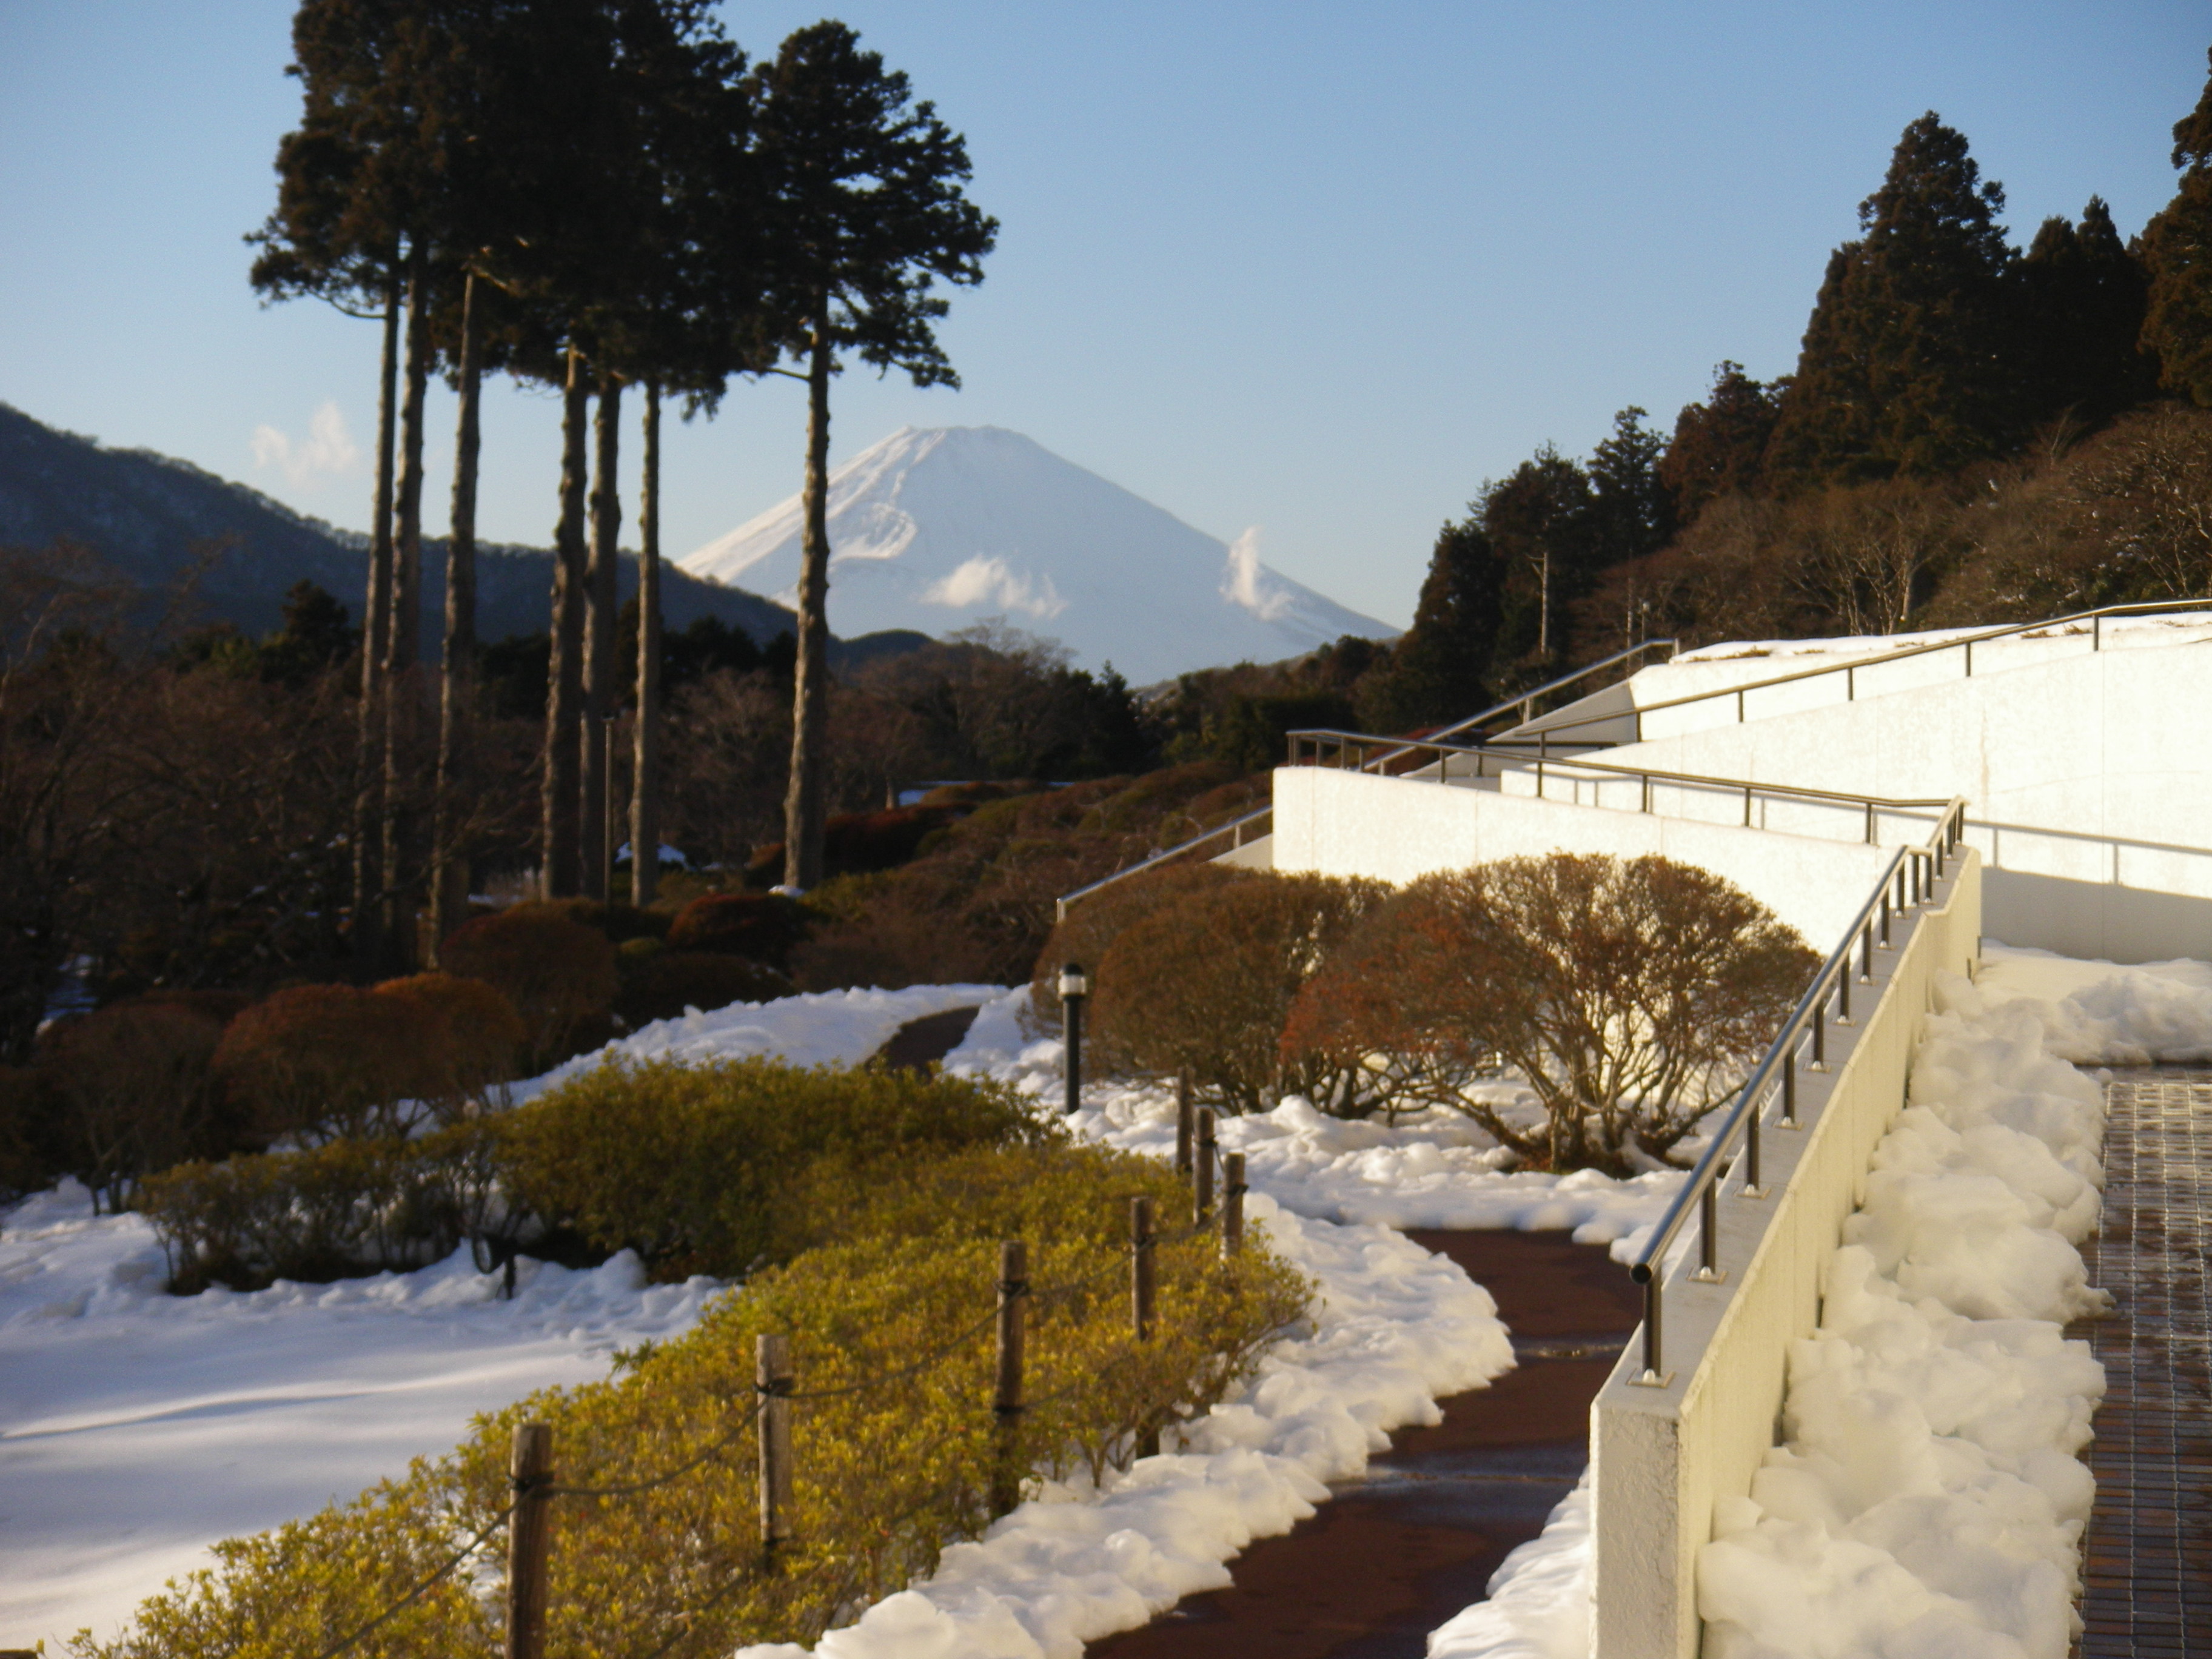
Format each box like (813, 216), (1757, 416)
(372, 973), (527, 1118)
(211, 985), (438, 1143)
(1088, 871), (1391, 1113)
(439, 905), (618, 1071)
(665, 892), (811, 968)
(615, 950), (793, 1028)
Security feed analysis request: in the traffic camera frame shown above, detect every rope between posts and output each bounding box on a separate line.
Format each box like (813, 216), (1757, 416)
(307, 1499), (518, 1659)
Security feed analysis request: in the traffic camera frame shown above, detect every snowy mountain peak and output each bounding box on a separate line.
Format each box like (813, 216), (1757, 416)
(676, 426), (1393, 682)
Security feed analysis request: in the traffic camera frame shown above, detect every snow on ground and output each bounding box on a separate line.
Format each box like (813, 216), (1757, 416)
(0, 1181), (720, 1650)
(1423, 940), (2212, 1659)
(944, 988), (1685, 1254)
(736, 1191), (1514, 1659)
(515, 982), (1005, 1101)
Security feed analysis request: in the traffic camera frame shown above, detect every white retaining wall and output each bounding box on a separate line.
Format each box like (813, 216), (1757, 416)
(1270, 766), (1897, 950)
(1586, 638), (2212, 962)
(1590, 852), (1983, 1659)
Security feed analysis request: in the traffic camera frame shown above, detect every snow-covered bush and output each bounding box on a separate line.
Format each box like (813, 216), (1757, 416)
(79, 1144), (1311, 1659)
(1088, 872), (1391, 1113)
(1289, 854), (1816, 1171)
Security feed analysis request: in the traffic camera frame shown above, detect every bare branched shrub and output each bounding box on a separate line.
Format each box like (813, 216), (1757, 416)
(1088, 872), (1390, 1113)
(1315, 854), (1815, 1173)
(1028, 861), (1255, 1028)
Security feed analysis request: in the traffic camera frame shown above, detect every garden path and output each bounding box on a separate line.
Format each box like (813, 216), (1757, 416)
(2076, 1068), (2212, 1657)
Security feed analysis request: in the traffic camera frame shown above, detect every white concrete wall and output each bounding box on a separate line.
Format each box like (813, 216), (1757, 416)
(1591, 853), (1983, 1659)
(1272, 766), (1898, 950)
(1582, 640), (2212, 962)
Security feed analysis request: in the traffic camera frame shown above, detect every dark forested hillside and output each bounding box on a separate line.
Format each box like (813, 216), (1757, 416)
(0, 401), (795, 645)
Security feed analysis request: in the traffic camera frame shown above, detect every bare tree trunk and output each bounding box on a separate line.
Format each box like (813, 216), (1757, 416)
(631, 380), (663, 908)
(540, 345), (589, 899)
(581, 375), (623, 903)
(783, 318), (834, 892)
(352, 261), (401, 967)
(431, 271), (481, 960)
(380, 246), (432, 973)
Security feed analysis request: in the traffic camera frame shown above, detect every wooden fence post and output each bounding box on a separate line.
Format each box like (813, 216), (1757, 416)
(1222, 1152), (1246, 1257)
(1174, 1071), (1193, 1175)
(1131, 1196), (1159, 1458)
(756, 1333), (793, 1566)
(1195, 1109), (1216, 1221)
(991, 1241), (1027, 1518)
(505, 1423), (553, 1659)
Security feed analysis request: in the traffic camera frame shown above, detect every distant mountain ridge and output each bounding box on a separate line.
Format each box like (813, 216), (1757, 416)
(679, 425), (1396, 683)
(0, 401), (796, 646)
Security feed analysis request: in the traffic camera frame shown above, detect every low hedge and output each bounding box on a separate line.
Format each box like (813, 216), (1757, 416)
(138, 1057), (1049, 1290)
(79, 1144), (1312, 1659)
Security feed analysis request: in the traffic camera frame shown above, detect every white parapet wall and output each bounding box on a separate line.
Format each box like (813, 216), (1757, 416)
(1270, 765), (1899, 951)
(1582, 631), (2212, 961)
(1589, 850), (1983, 1659)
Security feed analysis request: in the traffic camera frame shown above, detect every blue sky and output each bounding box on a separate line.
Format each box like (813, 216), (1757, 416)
(0, 2), (2202, 629)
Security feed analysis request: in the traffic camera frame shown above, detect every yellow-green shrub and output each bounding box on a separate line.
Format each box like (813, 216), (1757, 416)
(501, 1056), (1051, 1279)
(77, 1144), (1311, 1659)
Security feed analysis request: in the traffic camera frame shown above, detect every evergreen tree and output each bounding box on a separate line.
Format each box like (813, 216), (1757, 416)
(1481, 446), (1595, 668)
(752, 21), (997, 890)
(1657, 362), (1779, 524)
(1356, 517), (1503, 732)
(2017, 198), (2155, 431)
(1766, 113), (2019, 486)
(1587, 406), (1675, 566)
(2141, 49), (2212, 406)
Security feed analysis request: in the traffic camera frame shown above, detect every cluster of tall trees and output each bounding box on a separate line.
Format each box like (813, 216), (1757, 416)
(251, 0), (993, 970)
(1350, 57), (2212, 732)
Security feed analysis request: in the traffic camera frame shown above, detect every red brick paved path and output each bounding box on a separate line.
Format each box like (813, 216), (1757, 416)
(2077, 1070), (2212, 1657)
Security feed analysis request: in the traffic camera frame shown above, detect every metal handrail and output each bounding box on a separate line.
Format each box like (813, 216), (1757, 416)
(1412, 638), (1679, 746)
(1053, 805), (1272, 922)
(1535, 599), (2212, 744)
(1289, 727), (1951, 839)
(1624, 797), (1968, 1385)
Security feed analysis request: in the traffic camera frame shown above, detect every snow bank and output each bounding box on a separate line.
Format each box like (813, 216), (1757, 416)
(1695, 978), (2111, 1658)
(736, 1192), (1514, 1659)
(1969, 940), (2212, 1064)
(945, 988), (1684, 1254)
(0, 1181), (720, 1649)
(1428, 1474), (1593, 1659)
(515, 982), (1002, 1100)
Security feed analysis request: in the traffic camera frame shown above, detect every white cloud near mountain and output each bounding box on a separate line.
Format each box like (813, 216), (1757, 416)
(250, 401), (359, 486)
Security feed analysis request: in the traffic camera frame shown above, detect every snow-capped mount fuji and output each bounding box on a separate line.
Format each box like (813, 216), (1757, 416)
(676, 426), (1395, 682)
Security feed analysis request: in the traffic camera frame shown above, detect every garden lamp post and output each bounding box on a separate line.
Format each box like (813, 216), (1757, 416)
(1060, 962), (1088, 1115)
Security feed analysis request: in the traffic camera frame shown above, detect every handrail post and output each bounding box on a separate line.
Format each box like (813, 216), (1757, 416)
(1879, 891), (1891, 948)
(1837, 960), (1851, 1023)
(1781, 1037), (1798, 1124)
(1865, 799), (1874, 843)
(1860, 920), (1874, 982)
(1743, 782), (1752, 827)
(1745, 1093), (1763, 1196)
(1640, 1272), (1664, 1382)
(1812, 985), (1829, 1067)
(1692, 1185), (1723, 1282)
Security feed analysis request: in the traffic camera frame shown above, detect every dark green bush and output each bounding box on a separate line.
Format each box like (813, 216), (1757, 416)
(614, 950), (793, 1027)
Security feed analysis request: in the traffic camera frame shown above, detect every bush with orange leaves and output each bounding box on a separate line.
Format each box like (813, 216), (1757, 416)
(438, 903), (618, 1071)
(1282, 854), (1817, 1173)
(370, 973), (527, 1120)
(212, 985), (440, 1144)
(1086, 871), (1390, 1114)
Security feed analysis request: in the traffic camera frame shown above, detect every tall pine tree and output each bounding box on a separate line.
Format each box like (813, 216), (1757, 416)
(2140, 49), (2212, 406)
(2017, 198), (2154, 431)
(1356, 517), (1503, 733)
(1656, 362), (1778, 525)
(1766, 113), (2019, 486)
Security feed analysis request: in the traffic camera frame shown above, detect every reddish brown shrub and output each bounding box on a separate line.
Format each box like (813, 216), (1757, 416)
(665, 893), (811, 968)
(39, 1000), (230, 1203)
(210, 984), (436, 1144)
(1297, 854), (1817, 1173)
(372, 973), (527, 1118)
(615, 951), (794, 1027)
(1089, 872), (1390, 1113)
(439, 904), (619, 1071)
(1028, 861), (1255, 1030)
